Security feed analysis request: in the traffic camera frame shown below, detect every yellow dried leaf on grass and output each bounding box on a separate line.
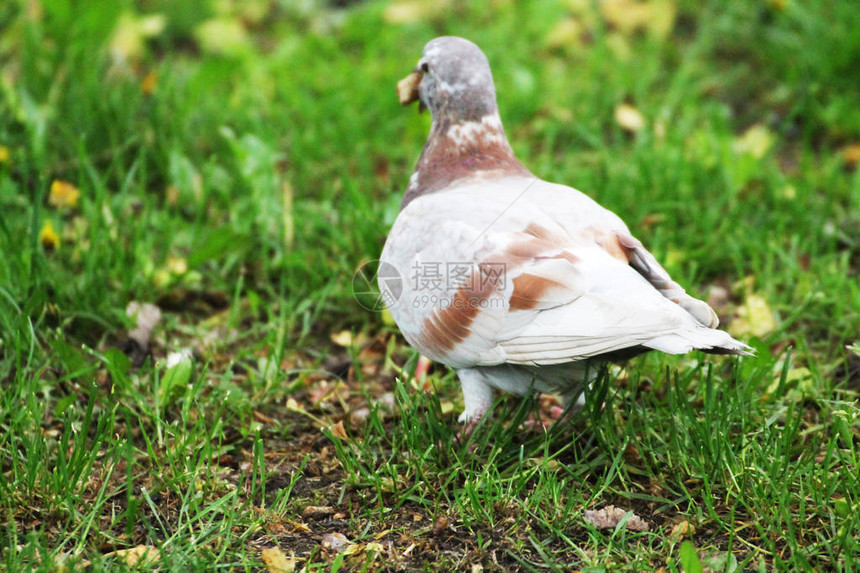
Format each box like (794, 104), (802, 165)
(647, 0), (677, 39)
(330, 330), (353, 347)
(110, 545), (159, 567)
(766, 365), (814, 398)
(167, 256), (188, 276)
(606, 32), (632, 61)
(0, 145), (9, 164)
(615, 103), (645, 133)
(141, 69), (158, 94)
(49, 180), (80, 209)
(733, 124), (774, 159)
(384, 0), (452, 24)
(841, 143), (860, 170)
(670, 520), (695, 540)
(261, 546), (296, 573)
(195, 17), (251, 57)
(110, 12), (166, 64)
(600, 0), (676, 39)
(545, 18), (585, 50)
(730, 293), (777, 338)
(40, 221), (60, 251)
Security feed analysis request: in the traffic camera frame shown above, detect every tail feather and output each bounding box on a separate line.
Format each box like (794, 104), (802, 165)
(644, 327), (754, 356)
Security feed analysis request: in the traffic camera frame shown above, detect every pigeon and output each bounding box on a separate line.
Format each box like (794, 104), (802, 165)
(379, 36), (752, 426)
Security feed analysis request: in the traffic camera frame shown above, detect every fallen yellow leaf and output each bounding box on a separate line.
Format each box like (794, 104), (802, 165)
(167, 256), (188, 275)
(545, 18), (585, 50)
(110, 545), (159, 567)
(383, 0), (452, 24)
(615, 103), (646, 133)
(730, 293), (777, 338)
(648, 0), (677, 39)
(194, 17), (251, 57)
(365, 541), (385, 553)
(601, 0), (676, 39)
(330, 330), (353, 347)
(49, 180), (80, 209)
(841, 144), (860, 170)
(329, 420), (348, 439)
(606, 32), (632, 61)
(110, 12), (166, 64)
(0, 145), (9, 164)
(733, 124), (774, 159)
(39, 221), (60, 251)
(669, 520), (695, 540)
(261, 546), (296, 573)
(141, 69), (158, 94)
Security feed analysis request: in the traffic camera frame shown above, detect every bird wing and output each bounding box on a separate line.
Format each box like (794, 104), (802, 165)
(380, 176), (749, 369)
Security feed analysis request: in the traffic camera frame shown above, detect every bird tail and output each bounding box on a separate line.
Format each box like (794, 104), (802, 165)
(643, 327), (754, 356)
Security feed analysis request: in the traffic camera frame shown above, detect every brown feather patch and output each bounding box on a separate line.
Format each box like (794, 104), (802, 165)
(509, 273), (567, 311)
(401, 116), (531, 208)
(593, 229), (632, 262)
(418, 266), (500, 355)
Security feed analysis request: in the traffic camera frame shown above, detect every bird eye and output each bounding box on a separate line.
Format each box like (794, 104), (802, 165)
(420, 62), (429, 73)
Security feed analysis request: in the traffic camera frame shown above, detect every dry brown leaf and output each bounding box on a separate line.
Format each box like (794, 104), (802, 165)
(330, 420), (348, 439)
(432, 515), (449, 536)
(397, 71), (423, 105)
(141, 69), (157, 94)
(670, 520), (695, 540)
(841, 144), (860, 170)
(253, 410), (276, 425)
(261, 547), (296, 573)
(583, 505), (650, 531)
(302, 505), (335, 519)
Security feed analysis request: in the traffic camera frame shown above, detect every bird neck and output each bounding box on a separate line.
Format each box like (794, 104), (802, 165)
(401, 113), (530, 209)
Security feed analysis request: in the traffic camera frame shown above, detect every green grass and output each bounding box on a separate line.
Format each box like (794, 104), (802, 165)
(1, 0), (859, 570)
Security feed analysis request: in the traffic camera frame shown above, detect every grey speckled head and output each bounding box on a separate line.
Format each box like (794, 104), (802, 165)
(417, 37), (498, 123)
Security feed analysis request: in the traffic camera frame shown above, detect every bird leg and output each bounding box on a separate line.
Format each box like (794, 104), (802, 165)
(455, 368), (494, 439)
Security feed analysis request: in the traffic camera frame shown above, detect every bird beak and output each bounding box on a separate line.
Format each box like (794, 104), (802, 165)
(397, 69), (424, 112)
